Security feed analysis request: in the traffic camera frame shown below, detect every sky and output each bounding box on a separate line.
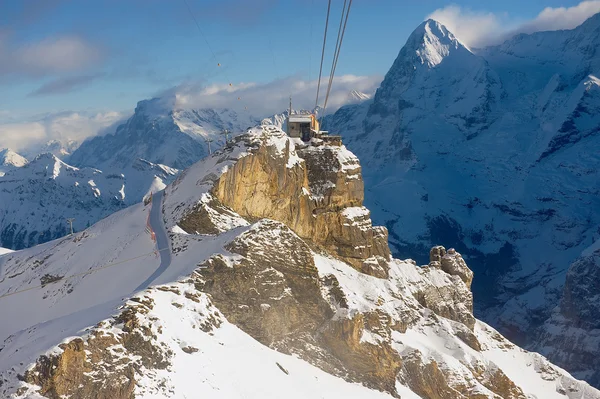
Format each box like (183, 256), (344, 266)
(1, 0), (600, 152)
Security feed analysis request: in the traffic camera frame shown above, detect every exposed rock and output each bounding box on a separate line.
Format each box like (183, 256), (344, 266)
(430, 245), (446, 263)
(4, 125), (599, 399)
(205, 127), (391, 277)
(195, 220), (402, 395)
(20, 297), (167, 399)
(399, 351), (465, 399)
(441, 248), (474, 289)
(414, 267), (475, 330)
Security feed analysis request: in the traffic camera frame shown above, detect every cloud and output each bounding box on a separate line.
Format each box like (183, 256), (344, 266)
(426, 6), (503, 48)
(0, 34), (104, 78)
(0, 122), (47, 152)
(0, 111), (125, 154)
(170, 74), (382, 117)
(29, 74), (104, 96)
(426, 1), (600, 48)
(517, 1), (600, 33)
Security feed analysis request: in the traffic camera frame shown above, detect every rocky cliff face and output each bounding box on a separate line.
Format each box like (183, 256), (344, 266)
(207, 125), (391, 277)
(1, 125), (598, 399)
(533, 239), (600, 388)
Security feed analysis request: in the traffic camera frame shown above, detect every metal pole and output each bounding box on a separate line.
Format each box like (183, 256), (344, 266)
(66, 218), (75, 235)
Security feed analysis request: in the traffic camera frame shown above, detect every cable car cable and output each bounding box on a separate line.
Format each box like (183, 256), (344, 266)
(315, 0), (332, 110)
(323, 0), (353, 113)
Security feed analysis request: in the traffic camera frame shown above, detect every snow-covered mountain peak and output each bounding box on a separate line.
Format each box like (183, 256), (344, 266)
(29, 152), (76, 178)
(408, 19), (471, 68)
(135, 96), (176, 119)
(0, 148), (28, 168)
(347, 89), (371, 103)
(325, 11), (600, 389)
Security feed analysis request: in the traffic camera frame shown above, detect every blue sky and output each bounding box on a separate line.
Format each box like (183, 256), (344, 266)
(1, 0), (599, 151)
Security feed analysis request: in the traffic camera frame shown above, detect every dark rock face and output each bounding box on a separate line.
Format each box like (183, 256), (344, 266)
(534, 243), (600, 388)
(560, 248), (600, 330)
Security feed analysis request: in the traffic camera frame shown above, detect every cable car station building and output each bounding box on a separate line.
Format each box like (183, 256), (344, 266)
(286, 112), (342, 146)
(287, 114), (320, 142)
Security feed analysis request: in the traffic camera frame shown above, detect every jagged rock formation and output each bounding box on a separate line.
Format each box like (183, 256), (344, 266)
(1, 125), (598, 399)
(429, 246), (474, 288)
(533, 239), (600, 388)
(323, 14), (600, 383)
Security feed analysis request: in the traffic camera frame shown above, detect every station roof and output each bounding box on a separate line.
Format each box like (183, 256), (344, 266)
(289, 115), (313, 123)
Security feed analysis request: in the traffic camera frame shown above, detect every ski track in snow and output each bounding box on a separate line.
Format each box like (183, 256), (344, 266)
(134, 190), (171, 292)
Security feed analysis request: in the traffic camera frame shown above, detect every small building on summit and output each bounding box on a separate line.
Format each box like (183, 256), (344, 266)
(285, 99), (342, 145)
(287, 113), (320, 142)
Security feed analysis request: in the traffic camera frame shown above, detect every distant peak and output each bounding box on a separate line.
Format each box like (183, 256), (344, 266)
(347, 90), (371, 103)
(33, 152), (61, 163)
(0, 148), (28, 167)
(420, 19), (450, 36)
(135, 96), (177, 117)
(403, 18), (470, 68)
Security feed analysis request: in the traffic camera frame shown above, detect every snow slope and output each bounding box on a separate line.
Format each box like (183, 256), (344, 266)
(323, 14), (600, 358)
(1, 125), (597, 399)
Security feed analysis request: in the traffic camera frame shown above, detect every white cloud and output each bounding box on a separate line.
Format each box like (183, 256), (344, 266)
(0, 111), (124, 154)
(0, 122), (47, 152)
(171, 74), (382, 117)
(0, 34), (103, 77)
(518, 1), (600, 33)
(426, 1), (600, 48)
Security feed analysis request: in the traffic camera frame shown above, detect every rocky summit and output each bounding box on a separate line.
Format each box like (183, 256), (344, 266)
(0, 124), (598, 399)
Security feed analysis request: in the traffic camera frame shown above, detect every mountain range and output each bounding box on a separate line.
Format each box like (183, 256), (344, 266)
(1, 125), (598, 398)
(324, 13), (600, 387)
